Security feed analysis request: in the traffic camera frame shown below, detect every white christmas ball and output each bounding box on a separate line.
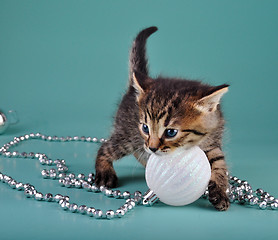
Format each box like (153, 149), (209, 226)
(145, 146), (211, 206)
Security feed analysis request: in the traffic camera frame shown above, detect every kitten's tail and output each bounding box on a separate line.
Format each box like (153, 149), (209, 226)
(129, 26), (158, 83)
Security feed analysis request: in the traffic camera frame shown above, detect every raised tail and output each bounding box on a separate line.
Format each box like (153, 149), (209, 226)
(129, 26), (158, 83)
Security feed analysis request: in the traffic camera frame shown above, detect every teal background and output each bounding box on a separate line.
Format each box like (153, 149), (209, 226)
(1, 0), (278, 239)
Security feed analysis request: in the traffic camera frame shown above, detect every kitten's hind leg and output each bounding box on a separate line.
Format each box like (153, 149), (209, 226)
(95, 135), (134, 188)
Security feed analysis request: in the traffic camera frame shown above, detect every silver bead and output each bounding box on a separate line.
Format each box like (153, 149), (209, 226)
(49, 172), (57, 179)
(104, 189), (113, 197)
(86, 137), (92, 142)
(122, 191), (131, 199)
(41, 169), (50, 178)
(78, 173), (85, 180)
(15, 182), (24, 191)
(88, 173), (95, 179)
(229, 194), (236, 203)
(92, 137), (98, 142)
(91, 184), (100, 192)
(87, 207), (96, 217)
(45, 159), (53, 165)
(70, 179), (77, 186)
(256, 188), (264, 196)
(24, 189), (35, 198)
(68, 173), (75, 179)
(134, 196), (142, 205)
(87, 177), (94, 183)
(64, 181), (71, 188)
(52, 136), (58, 141)
(75, 181), (82, 188)
(261, 192), (270, 199)
(100, 138), (106, 143)
(106, 210), (115, 219)
(63, 195), (70, 201)
(120, 204), (128, 213)
(267, 196), (275, 203)
(126, 198), (136, 207)
(126, 202), (134, 210)
(21, 152), (27, 158)
(28, 152), (35, 158)
(24, 183), (35, 190)
(12, 151), (19, 157)
(60, 159), (66, 164)
(249, 196), (259, 206)
(73, 136), (79, 141)
(270, 202), (278, 210)
(113, 190), (121, 199)
(78, 205), (87, 214)
(59, 178), (65, 186)
(54, 194), (63, 202)
(99, 185), (107, 192)
(58, 173), (66, 179)
(94, 209), (103, 219)
(82, 181), (92, 191)
(3, 175), (12, 183)
(44, 193), (53, 201)
(35, 133), (42, 137)
(116, 209), (125, 218)
(134, 191), (142, 198)
(80, 136), (86, 141)
(39, 158), (46, 165)
(35, 192), (44, 201)
(237, 195), (245, 204)
(58, 167), (68, 173)
(69, 203), (78, 213)
(64, 177), (71, 182)
(8, 180), (17, 189)
(0, 173), (4, 182)
(59, 200), (70, 210)
(259, 201), (267, 210)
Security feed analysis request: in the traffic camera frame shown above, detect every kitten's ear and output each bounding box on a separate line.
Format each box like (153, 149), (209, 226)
(132, 71), (153, 98)
(195, 84), (229, 112)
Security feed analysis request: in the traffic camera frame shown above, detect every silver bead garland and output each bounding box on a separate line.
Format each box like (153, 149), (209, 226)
(0, 133), (277, 221)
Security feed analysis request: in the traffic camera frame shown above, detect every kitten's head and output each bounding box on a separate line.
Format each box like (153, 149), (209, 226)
(132, 71), (229, 155)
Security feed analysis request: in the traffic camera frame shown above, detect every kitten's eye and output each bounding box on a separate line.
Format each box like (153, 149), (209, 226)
(142, 124), (149, 135)
(165, 129), (178, 138)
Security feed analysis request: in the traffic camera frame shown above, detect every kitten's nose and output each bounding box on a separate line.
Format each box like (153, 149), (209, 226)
(149, 147), (158, 153)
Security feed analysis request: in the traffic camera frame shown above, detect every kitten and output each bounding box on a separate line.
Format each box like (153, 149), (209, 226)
(95, 27), (230, 211)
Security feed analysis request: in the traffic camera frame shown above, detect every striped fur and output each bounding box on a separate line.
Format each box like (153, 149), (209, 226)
(95, 27), (230, 211)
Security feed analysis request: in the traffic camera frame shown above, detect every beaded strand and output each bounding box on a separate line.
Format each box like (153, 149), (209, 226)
(0, 133), (277, 220)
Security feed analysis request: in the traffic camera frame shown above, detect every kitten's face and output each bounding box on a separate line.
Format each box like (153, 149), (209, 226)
(138, 93), (213, 155)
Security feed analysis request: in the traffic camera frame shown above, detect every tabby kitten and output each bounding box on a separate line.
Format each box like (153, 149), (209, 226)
(95, 27), (230, 211)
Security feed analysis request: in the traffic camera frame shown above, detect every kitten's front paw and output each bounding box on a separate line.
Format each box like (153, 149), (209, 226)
(95, 168), (118, 188)
(208, 180), (230, 211)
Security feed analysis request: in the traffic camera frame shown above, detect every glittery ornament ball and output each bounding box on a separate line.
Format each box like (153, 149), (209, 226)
(145, 146), (211, 206)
